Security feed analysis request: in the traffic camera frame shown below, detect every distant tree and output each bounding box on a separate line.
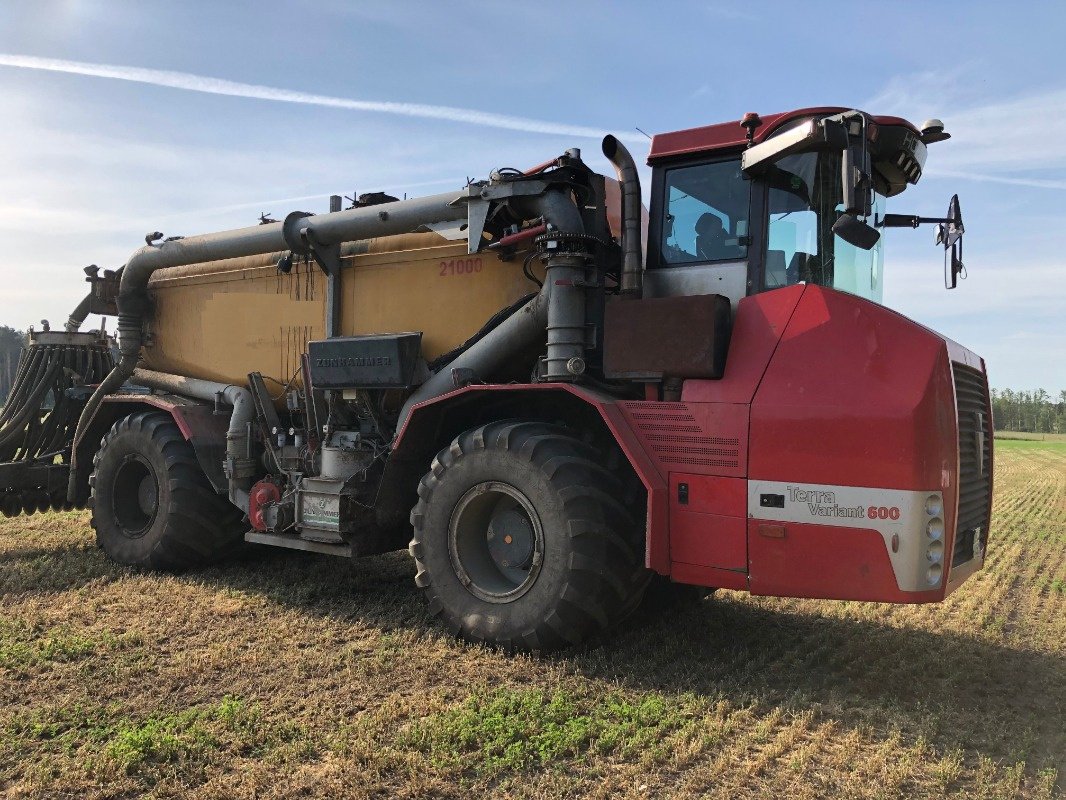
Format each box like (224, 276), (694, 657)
(0, 326), (25, 404)
(991, 386), (1065, 434)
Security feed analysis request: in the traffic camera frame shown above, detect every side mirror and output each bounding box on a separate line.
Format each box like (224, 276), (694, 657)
(835, 134), (878, 250)
(833, 213), (881, 250)
(936, 194), (965, 288)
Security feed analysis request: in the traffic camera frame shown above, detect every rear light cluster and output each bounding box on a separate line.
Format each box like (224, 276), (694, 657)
(925, 493), (944, 585)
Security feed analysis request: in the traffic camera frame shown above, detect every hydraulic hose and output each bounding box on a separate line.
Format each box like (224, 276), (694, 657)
(602, 135), (643, 298)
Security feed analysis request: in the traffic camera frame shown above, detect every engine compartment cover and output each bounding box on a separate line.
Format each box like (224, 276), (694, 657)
(307, 332), (422, 389)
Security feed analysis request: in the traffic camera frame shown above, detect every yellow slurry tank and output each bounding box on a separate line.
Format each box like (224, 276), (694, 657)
(142, 232), (541, 387)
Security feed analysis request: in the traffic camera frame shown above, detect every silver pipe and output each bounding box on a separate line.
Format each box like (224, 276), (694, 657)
(131, 368), (256, 510)
(64, 293), (92, 333)
(394, 186), (587, 433)
(602, 135), (643, 298)
(396, 287), (551, 436)
(543, 253), (588, 379)
(511, 189), (587, 381)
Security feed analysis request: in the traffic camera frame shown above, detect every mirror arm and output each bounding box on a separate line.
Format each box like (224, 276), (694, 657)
(880, 213), (954, 229)
(840, 145), (856, 213)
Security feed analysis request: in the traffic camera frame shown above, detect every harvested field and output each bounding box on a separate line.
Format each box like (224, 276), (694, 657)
(1, 441), (1063, 799)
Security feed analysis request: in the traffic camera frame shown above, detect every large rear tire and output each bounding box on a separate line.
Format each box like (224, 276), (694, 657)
(409, 421), (650, 652)
(90, 411), (245, 571)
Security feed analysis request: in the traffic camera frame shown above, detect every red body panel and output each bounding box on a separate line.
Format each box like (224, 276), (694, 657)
(746, 519), (941, 603)
(671, 510), (747, 571)
(749, 286), (957, 491)
(617, 401), (748, 478)
(667, 474), (747, 572)
(682, 284), (805, 405)
(394, 284), (988, 603)
(746, 285), (962, 598)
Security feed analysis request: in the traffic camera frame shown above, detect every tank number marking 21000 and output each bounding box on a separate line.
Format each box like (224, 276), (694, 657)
(439, 258), (483, 276)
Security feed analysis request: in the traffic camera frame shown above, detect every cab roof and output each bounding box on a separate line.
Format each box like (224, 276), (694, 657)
(647, 106), (920, 164)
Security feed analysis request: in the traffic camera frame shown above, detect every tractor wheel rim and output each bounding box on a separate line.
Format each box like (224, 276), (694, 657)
(112, 455), (159, 538)
(448, 481), (544, 603)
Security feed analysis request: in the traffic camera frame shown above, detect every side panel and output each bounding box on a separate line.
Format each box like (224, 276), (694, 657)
(746, 285), (959, 601)
(747, 519), (940, 603)
(617, 401), (748, 478)
(668, 474), (747, 572)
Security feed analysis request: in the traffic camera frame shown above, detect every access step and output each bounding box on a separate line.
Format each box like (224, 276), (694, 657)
(244, 530), (353, 558)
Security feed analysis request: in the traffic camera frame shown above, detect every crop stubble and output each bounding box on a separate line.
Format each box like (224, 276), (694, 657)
(0, 440), (1062, 798)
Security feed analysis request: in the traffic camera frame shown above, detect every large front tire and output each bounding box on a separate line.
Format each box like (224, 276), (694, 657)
(90, 411), (245, 571)
(409, 421), (649, 652)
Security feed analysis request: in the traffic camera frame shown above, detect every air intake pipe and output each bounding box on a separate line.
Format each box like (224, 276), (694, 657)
(395, 187), (586, 433)
(602, 135), (643, 298)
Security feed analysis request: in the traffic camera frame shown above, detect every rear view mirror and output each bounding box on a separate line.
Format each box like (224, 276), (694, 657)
(833, 213), (881, 250)
(936, 194), (965, 288)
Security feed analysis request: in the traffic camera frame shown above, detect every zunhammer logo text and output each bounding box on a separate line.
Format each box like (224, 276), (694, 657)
(316, 356), (392, 368)
(787, 485), (866, 518)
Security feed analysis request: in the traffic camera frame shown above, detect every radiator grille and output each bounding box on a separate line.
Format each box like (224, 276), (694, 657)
(622, 402), (741, 469)
(952, 364), (992, 567)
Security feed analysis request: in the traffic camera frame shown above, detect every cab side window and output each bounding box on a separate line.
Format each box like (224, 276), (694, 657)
(661, 159), (748, 265)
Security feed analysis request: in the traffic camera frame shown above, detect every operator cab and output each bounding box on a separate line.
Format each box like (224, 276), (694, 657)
(644, 107), (964, 309)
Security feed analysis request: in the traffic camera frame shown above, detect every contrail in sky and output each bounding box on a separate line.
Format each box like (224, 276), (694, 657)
(0, 53), (640, 143)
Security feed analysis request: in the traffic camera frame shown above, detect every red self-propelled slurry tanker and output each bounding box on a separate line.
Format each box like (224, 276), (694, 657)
(0, 107), (990, 651)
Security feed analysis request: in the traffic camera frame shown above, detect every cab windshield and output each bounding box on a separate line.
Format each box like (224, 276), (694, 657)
(764, 151), (885, 303)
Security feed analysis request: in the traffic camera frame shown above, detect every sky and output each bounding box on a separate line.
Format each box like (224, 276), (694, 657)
(0, 0), (1063, 391)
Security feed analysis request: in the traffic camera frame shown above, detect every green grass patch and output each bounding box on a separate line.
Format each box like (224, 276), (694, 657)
(1, 695), (312, 776)
(0, 619), (144, 670)
(106, 709), (219, 771)
(401, 686), (706, 778)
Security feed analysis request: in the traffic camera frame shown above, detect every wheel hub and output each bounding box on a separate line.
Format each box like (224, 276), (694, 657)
(112, 455), (158, 538)
(449, 482), (544, 603)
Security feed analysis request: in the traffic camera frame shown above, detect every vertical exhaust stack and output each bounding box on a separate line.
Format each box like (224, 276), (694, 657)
(602, 135), (643, 298)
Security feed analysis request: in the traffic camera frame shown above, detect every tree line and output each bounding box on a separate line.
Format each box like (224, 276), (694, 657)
(0, 326), (24, 404)
(990, 388), (1066, 434)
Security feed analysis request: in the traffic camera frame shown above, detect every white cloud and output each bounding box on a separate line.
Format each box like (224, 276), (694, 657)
(885, 257), (1063, 319)
(0, 53), (643, 144)
(867, 72), (1066, 181)
(926, 169), (1066, 191)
